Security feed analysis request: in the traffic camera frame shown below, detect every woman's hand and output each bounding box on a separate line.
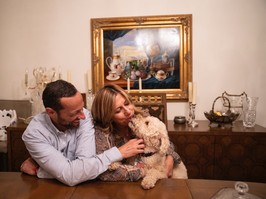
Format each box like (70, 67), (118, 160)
(140, 168), (146, 177)
(136, 161), (146, 177)
(135, 161), (145, 169)
(118, 138), (145, 158)
(20, 157), (39, 175)
(165, 155), (174, 177)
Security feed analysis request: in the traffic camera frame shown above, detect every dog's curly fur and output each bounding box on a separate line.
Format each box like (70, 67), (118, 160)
(128, 114), (188, 189)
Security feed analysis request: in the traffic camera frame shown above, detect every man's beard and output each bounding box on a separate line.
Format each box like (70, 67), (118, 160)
(62, 121), (80, 129)
(57, 118), (80, 130)
(55, 112), (80, 130)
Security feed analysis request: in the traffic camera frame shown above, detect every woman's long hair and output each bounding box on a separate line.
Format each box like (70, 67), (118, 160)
(91, 84), (143, 134)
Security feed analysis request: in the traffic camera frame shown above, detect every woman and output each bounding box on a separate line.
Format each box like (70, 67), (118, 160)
(91, 84), (182, 182)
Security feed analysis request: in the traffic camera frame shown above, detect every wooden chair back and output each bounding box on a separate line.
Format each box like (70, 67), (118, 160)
(129, 93), (168, 128)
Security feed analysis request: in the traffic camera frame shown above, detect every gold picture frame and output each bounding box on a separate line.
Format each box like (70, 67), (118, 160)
(91, 14), (192, 101)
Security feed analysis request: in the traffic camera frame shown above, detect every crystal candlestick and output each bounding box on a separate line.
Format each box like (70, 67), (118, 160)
(188, 103), (198, 128)
(187, 102), (193, 125)
(86, 89), (95, 110)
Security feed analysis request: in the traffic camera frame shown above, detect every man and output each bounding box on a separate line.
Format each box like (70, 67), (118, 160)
(21, 80), (144, 186)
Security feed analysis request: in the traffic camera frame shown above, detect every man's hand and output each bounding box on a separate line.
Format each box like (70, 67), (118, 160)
(165, 155), (174, 177)
(118, 138), (145, 158)
(20, 157), (39, 176)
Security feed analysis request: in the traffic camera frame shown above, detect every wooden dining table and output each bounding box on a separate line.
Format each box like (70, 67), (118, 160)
(0, 172), (266, 199)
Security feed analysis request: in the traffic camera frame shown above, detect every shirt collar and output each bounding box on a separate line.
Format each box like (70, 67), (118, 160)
(43, 113), (64, 135)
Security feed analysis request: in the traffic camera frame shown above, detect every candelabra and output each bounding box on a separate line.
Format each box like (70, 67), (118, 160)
(25, 67), (60, 116)
(187, 102), (198, 128)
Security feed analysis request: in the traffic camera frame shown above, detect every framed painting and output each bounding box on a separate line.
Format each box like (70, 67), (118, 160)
(91, 14), (192, 101)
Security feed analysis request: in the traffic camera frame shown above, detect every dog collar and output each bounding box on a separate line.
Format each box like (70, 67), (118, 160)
(142, 152), (155, 157)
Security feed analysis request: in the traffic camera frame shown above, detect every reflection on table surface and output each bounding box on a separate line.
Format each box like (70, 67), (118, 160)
(0, 172), (266, 199)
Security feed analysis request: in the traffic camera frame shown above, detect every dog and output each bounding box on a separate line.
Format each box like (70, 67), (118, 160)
(128, 114), (188, 189)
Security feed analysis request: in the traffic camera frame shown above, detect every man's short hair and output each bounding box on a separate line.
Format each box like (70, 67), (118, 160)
(42, 80), (77, 111)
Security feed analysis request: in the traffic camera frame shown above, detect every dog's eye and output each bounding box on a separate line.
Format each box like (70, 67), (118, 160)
(145, 121), (149, 125)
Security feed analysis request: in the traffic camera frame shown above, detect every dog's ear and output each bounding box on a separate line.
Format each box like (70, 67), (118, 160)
(159, 132), (170, 156)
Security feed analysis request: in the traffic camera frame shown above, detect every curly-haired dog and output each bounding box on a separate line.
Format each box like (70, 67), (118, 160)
(128, 114), (188, 189)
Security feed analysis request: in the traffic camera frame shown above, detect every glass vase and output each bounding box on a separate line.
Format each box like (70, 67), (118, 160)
(242, 97), (259, 128)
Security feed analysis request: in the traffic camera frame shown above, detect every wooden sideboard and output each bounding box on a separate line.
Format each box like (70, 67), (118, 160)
(167, 120), (266, 183)
(7, 122), (29, 171)
(6, 120), (266, 183)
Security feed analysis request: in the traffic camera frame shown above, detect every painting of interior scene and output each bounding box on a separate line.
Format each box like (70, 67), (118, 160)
(104, 27), (180, 90)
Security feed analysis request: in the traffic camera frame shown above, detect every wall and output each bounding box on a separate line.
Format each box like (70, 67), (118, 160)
(0, 0), (265, 127)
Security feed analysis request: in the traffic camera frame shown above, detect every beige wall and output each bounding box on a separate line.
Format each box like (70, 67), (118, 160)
(0, 0), (265, 127)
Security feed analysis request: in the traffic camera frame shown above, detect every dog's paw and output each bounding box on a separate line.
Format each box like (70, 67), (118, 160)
(141, 178), (156, 190)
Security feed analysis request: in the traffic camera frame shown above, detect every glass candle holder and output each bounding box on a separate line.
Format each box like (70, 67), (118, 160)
(86, 89), (95, 110)
(188, 103), (198, 128)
